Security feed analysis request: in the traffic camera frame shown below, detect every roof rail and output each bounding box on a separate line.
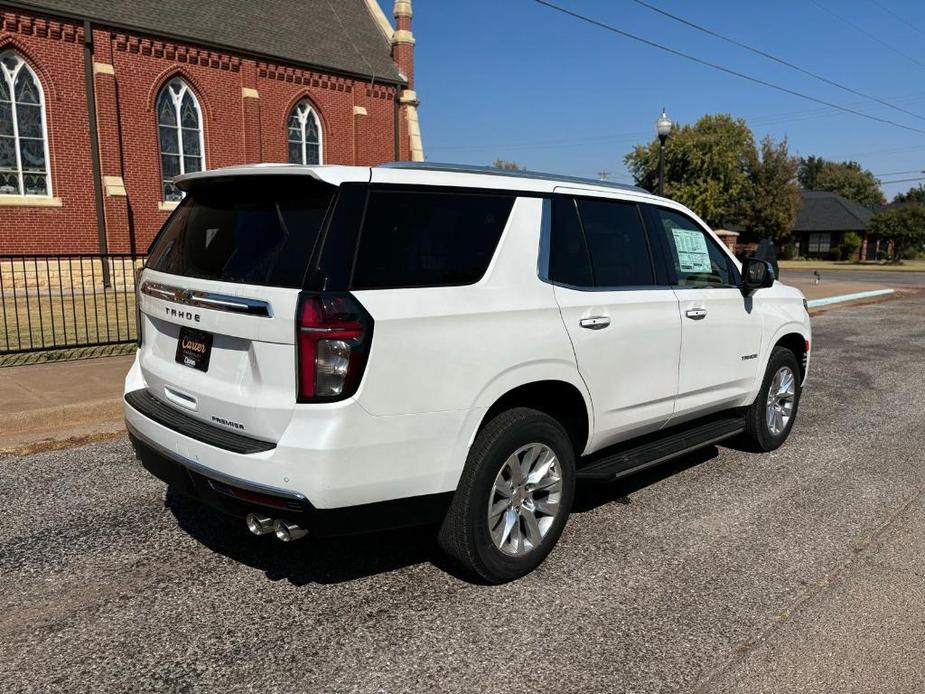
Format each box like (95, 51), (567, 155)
(378, 161), (651, 195)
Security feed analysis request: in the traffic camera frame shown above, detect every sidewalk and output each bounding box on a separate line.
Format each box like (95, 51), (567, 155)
(0, 355), (132, 453)
(784, 277), (888, 301)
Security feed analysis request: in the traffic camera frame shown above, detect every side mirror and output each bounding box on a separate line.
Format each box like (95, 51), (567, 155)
(741, 257), (775, 295)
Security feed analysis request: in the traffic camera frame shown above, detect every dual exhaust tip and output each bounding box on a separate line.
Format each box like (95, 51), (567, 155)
(246, 513), (308, 542)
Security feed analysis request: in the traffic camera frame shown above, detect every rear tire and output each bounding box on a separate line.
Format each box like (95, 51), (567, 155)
(438, 407), (575, 583)
(742, 346), (802, 452)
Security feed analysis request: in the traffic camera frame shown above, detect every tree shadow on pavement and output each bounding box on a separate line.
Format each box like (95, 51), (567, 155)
(164, 487), (457, 586)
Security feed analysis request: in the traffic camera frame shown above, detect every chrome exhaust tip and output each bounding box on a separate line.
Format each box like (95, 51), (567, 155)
(273, 519), (308, 542)
(245, 513), (275, 536)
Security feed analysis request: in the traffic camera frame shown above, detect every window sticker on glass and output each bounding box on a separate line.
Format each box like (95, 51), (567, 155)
(671, 228), (712, 273)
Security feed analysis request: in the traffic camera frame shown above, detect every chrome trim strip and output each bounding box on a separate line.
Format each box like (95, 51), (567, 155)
(126, 421), (306, 502)
(140, 281), (273, 317)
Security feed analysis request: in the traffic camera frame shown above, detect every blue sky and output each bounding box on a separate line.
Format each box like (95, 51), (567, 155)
(380, 0), (925, 200)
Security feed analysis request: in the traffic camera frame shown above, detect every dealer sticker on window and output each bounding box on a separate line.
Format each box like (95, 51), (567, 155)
(671, 228), (712, 273)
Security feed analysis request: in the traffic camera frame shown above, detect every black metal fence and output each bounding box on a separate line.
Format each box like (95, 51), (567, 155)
(0, 254), (146, 359)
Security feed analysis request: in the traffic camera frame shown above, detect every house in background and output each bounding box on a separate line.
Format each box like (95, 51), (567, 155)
(0, 0), (423, 255)
(792, 190), (878, 260)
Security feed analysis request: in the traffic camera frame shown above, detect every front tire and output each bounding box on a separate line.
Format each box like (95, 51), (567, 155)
(438, 407), (576, 583)
(742, 346), (802, 452)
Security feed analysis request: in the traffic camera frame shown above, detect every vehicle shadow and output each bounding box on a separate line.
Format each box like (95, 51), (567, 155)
(572, 445), (719, 513)
(164, 487), (454, 586)
(164, 445), (721, 586)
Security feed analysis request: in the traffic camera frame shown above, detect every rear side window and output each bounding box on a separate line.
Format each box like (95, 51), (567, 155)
(147, 177), (335, 288)
(575, 199), (655, 287)
(350, 189), (515, 289)
(648, 207), (733, 287)
(549, 197), (593, 287)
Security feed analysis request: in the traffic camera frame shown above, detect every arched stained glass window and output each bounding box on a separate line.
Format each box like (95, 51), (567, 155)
(287, 100), (322, 165)
(156, 77), (204, 201)
(0, 51), (51, 196)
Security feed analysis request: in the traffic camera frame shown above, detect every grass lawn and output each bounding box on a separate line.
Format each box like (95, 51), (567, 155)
(778, 260), (925, 272)
(0, 290), (137, 365)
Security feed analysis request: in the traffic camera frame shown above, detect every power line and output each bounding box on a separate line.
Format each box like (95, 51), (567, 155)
(428, 92), (925, 154)
(867, 0), (925, 38)
(631, 0), (925, 123)
(532, 0), (925, 136)
(808, 0), (925, 69)
(873, 169), (925, 177)
(878, 175), (925, 185)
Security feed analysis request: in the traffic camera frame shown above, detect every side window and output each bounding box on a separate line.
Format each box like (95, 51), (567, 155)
(650, 207), (733, 287)
(575, 199), (654, 287)
(351, 189), (515, 290)
(549, 196), (593, 287)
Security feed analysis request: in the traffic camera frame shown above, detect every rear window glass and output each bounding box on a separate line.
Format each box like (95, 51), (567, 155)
(147, 177), (335, 288)
(351, 189), (515, 290)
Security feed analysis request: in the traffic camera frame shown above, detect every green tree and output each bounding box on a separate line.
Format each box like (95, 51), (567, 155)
(797, 155), (826, 190)
(841, 231), (862, 260)
(868, 206), (925, 261)
(815, 161), (883, 206)
(624, 113), (753, 227)
(797, 157), (883, 206)
(492, 159), (525, 171)
(894, 184), (925, 204)
(742, 135), (800, 243)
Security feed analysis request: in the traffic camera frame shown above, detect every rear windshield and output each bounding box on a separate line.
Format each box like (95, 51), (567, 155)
(147, 177), (335, 288)
(351, 189), (515, 290)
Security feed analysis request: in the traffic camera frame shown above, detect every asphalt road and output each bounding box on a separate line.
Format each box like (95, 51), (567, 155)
(782, 268), (925, 288)
(3, 296), (925, 693)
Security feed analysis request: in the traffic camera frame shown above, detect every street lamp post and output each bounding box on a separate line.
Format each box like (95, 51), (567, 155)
(656, 108), (672, 197)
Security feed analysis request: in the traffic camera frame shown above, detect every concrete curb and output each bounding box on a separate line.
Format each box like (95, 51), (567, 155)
(806, 288), (895, 309)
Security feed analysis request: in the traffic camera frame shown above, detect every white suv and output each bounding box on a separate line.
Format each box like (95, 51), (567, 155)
(125, 162), (811, 583)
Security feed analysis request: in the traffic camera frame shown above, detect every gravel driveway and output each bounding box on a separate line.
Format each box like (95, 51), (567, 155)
(2, 295), (924, 693)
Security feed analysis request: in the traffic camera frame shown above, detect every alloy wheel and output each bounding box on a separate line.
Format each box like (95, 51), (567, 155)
(487, 443), (563, 557)
(766, 366), (796, 436)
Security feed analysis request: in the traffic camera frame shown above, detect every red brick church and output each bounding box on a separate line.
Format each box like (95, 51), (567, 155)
(0, 0), (423, 255)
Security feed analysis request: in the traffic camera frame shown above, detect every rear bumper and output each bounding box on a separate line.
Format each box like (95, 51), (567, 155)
(128, 425), (451, 537)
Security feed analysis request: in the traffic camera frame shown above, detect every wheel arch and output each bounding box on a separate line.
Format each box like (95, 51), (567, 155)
(774, 331), (809, 383)
(475, 380), (592, 458)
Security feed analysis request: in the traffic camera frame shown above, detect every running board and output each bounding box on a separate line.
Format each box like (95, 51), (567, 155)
(576, 416), (745, 481)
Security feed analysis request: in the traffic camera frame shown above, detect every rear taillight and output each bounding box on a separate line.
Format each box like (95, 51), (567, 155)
(135, 266), (144, 347)
(296, 292), (373, 402)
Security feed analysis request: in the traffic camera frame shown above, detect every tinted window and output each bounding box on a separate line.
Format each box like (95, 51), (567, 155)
(147, 177), (335, 288)
(575, 199), (654, 287)
(549, 196), (593, 287)
(351, 190), (515, 289)
(650, 208), (732, 287)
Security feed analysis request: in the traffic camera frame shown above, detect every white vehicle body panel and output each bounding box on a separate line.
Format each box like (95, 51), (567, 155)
(554, 285), (681, 450)
(672, 286), (764, 419)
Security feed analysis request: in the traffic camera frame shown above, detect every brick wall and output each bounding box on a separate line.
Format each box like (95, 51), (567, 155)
(0, 11), (98, 253)
(0, 7), (405, 255)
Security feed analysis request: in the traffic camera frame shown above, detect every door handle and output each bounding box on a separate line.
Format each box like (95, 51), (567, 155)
(685, 308), (707, 320)
(580, 316), (611, 330)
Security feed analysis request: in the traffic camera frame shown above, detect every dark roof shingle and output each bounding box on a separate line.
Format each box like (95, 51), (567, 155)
(793, 190), (874, 232)
(14, 0), (403, 82)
